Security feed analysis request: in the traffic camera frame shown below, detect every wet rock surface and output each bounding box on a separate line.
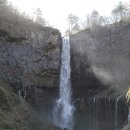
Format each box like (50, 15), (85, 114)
(70, 23), (130, 96)
(74, 96), (128, 130)
(70, 48), (108, 99)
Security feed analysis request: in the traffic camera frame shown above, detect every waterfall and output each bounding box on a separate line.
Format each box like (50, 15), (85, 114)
(74, 96), (128, 130)
(92, 96), (96, 130)
(114, 96), (122, 130)
(53, 37), (74, 130)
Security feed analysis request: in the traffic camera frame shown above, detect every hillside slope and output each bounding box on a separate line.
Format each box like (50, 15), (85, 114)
(0, 81), (62, 130)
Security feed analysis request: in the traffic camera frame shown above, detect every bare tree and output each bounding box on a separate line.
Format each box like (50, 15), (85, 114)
(98, 16), (106, 26)
(0, 0), (7, 7)
(0, 0), (8, 14)
(112, 2), (129, 22)
(91, 10), (99, 26)
(67, 13), (80, 34)
(34, 8), (45, 26)
(83, 14), (92, 28)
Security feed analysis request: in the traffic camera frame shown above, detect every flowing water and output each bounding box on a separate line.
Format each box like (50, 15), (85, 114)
(74, 96), (128, 130)
(53, 37), (128, 130)
(53, 37), (74, 130)
(114, 96), (122, 130)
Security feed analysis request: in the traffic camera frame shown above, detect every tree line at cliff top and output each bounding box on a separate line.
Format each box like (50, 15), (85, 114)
(0, 0), (130, 34)
(0, 0), (48, 27)
(66, 1), (130, 35)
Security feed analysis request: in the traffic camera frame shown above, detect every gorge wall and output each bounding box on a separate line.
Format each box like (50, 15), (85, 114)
(0, 5), (130, 129)
(0, 3), (64, 129)
(0, 10), (62, 122)
(70, 23), (130, 129)
(0, 27), (61, 89)
(70, 22), (130, 98)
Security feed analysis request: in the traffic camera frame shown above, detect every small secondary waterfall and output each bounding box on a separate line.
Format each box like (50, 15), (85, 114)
(74, 96), (128, 130)
(53, 37), (74, 130)
(114, 96), (122, 130)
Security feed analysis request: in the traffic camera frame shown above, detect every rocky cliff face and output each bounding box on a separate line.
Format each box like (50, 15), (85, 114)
(0, 3), (63, 127)
(0, 27), (61, 89)
(70, 22), (130, 97)
(0, 18), (62, 121)
(70, 48), (107, 99)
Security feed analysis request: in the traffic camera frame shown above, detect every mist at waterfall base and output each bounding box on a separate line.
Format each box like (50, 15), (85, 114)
(53, 37), (75, 130)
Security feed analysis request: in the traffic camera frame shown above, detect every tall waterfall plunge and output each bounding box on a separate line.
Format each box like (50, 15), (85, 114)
(53, 37), (74, 130)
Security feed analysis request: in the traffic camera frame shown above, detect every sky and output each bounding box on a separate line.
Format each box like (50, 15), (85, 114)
(8, 0), (129, 34)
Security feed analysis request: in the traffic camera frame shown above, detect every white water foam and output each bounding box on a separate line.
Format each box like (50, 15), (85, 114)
(53, 37), (74, 130)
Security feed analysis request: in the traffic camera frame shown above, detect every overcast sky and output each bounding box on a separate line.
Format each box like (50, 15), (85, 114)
(9, 0), (129, 34)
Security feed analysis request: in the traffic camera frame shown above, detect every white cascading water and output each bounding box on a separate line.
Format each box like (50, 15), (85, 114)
(53, 37), (74, 130)
(114, 96), (121, 130)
